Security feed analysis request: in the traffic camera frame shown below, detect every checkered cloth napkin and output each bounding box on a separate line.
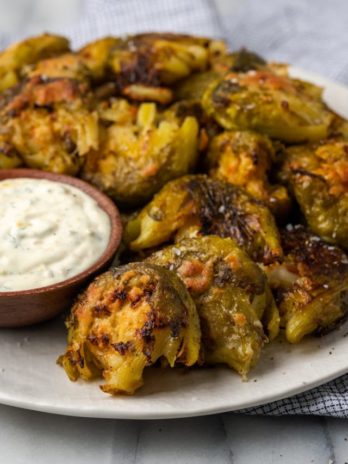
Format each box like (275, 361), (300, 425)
(57, 0), (348, 85)
(3, 0), (348, 417)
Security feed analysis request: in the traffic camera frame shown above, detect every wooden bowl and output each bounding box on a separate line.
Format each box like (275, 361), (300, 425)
(0, 169), (123, 328)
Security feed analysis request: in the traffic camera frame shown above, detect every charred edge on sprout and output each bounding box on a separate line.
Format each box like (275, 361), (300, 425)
(229, 48), (266, 73)
(281, 226), (348, 278)
(65, 348), (84, 368)
(186, 177), (262, 260)
(112, 289), (127, 302)
(0, 76), (87, 116)
(112, 341), (134, 355)
(87, 333), (110, 347)
(93, 304), (111, 317)
(117, 52), (162, 89)
(211, 79), (242, 107)
(174, 101), (204, 120)
(137, 315), (156, 363)
(314, 291), (348, 336)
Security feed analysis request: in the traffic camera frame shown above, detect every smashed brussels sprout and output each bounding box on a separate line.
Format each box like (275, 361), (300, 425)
(0, 33), (70, 92)
(202, 70), (333, 143)
(125, 175), (282, 264)
(82, 101), (199, 207)
(280, 139), (348, 249)
(109, 33), (227, 103)
(0, 77), (98, 175)
(207, 130), (290, 215)
(58, 262), (201, 395)
(148, 236), (279, 376)
(265, 226), (348, 343)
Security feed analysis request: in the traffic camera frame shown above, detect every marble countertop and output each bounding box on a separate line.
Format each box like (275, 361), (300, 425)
(0, 0), (347, 462)
(1, 403), (347, 464)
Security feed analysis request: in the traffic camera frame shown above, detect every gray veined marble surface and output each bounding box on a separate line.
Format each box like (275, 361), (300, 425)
(0, 403), (348, 464)
(0, 0), (347, 463)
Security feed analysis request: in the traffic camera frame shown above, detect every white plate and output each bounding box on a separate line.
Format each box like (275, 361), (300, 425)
(0, 68), (348, 420)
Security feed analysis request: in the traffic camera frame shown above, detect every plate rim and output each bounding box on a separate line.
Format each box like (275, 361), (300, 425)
(0, 362), (347, 420)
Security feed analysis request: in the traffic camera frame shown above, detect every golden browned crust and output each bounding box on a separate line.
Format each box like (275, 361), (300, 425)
(265, 225), (348, 343)
(202, 69), (333, 143)
(58, 262), (201, 394)
(147, 235), (279, 376)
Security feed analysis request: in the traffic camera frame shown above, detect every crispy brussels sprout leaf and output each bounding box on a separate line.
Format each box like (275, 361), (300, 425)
(58, 263), (201, 395)
(78, 37), (122, 80)
(281, 139), (348, 249)
(148, 236), (279, 376)
(228, 48), (267, 73)
(207, 130), (290, 216)
(126, 175), (283, 264)
(265, 226), (348, 343)
(175, 71), (221, 102)
(0, 33), (70, 92)
(83, 102), (199, 207)
(202, 70), (333, 143)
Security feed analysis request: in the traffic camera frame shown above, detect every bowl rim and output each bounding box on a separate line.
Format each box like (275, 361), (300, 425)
(0, 168), (122, 296)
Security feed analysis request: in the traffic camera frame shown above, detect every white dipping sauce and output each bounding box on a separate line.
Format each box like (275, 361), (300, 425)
(0, 178), (111, 291)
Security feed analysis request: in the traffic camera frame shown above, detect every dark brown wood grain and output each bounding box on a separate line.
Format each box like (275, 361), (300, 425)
(0, 169), (123, 328)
